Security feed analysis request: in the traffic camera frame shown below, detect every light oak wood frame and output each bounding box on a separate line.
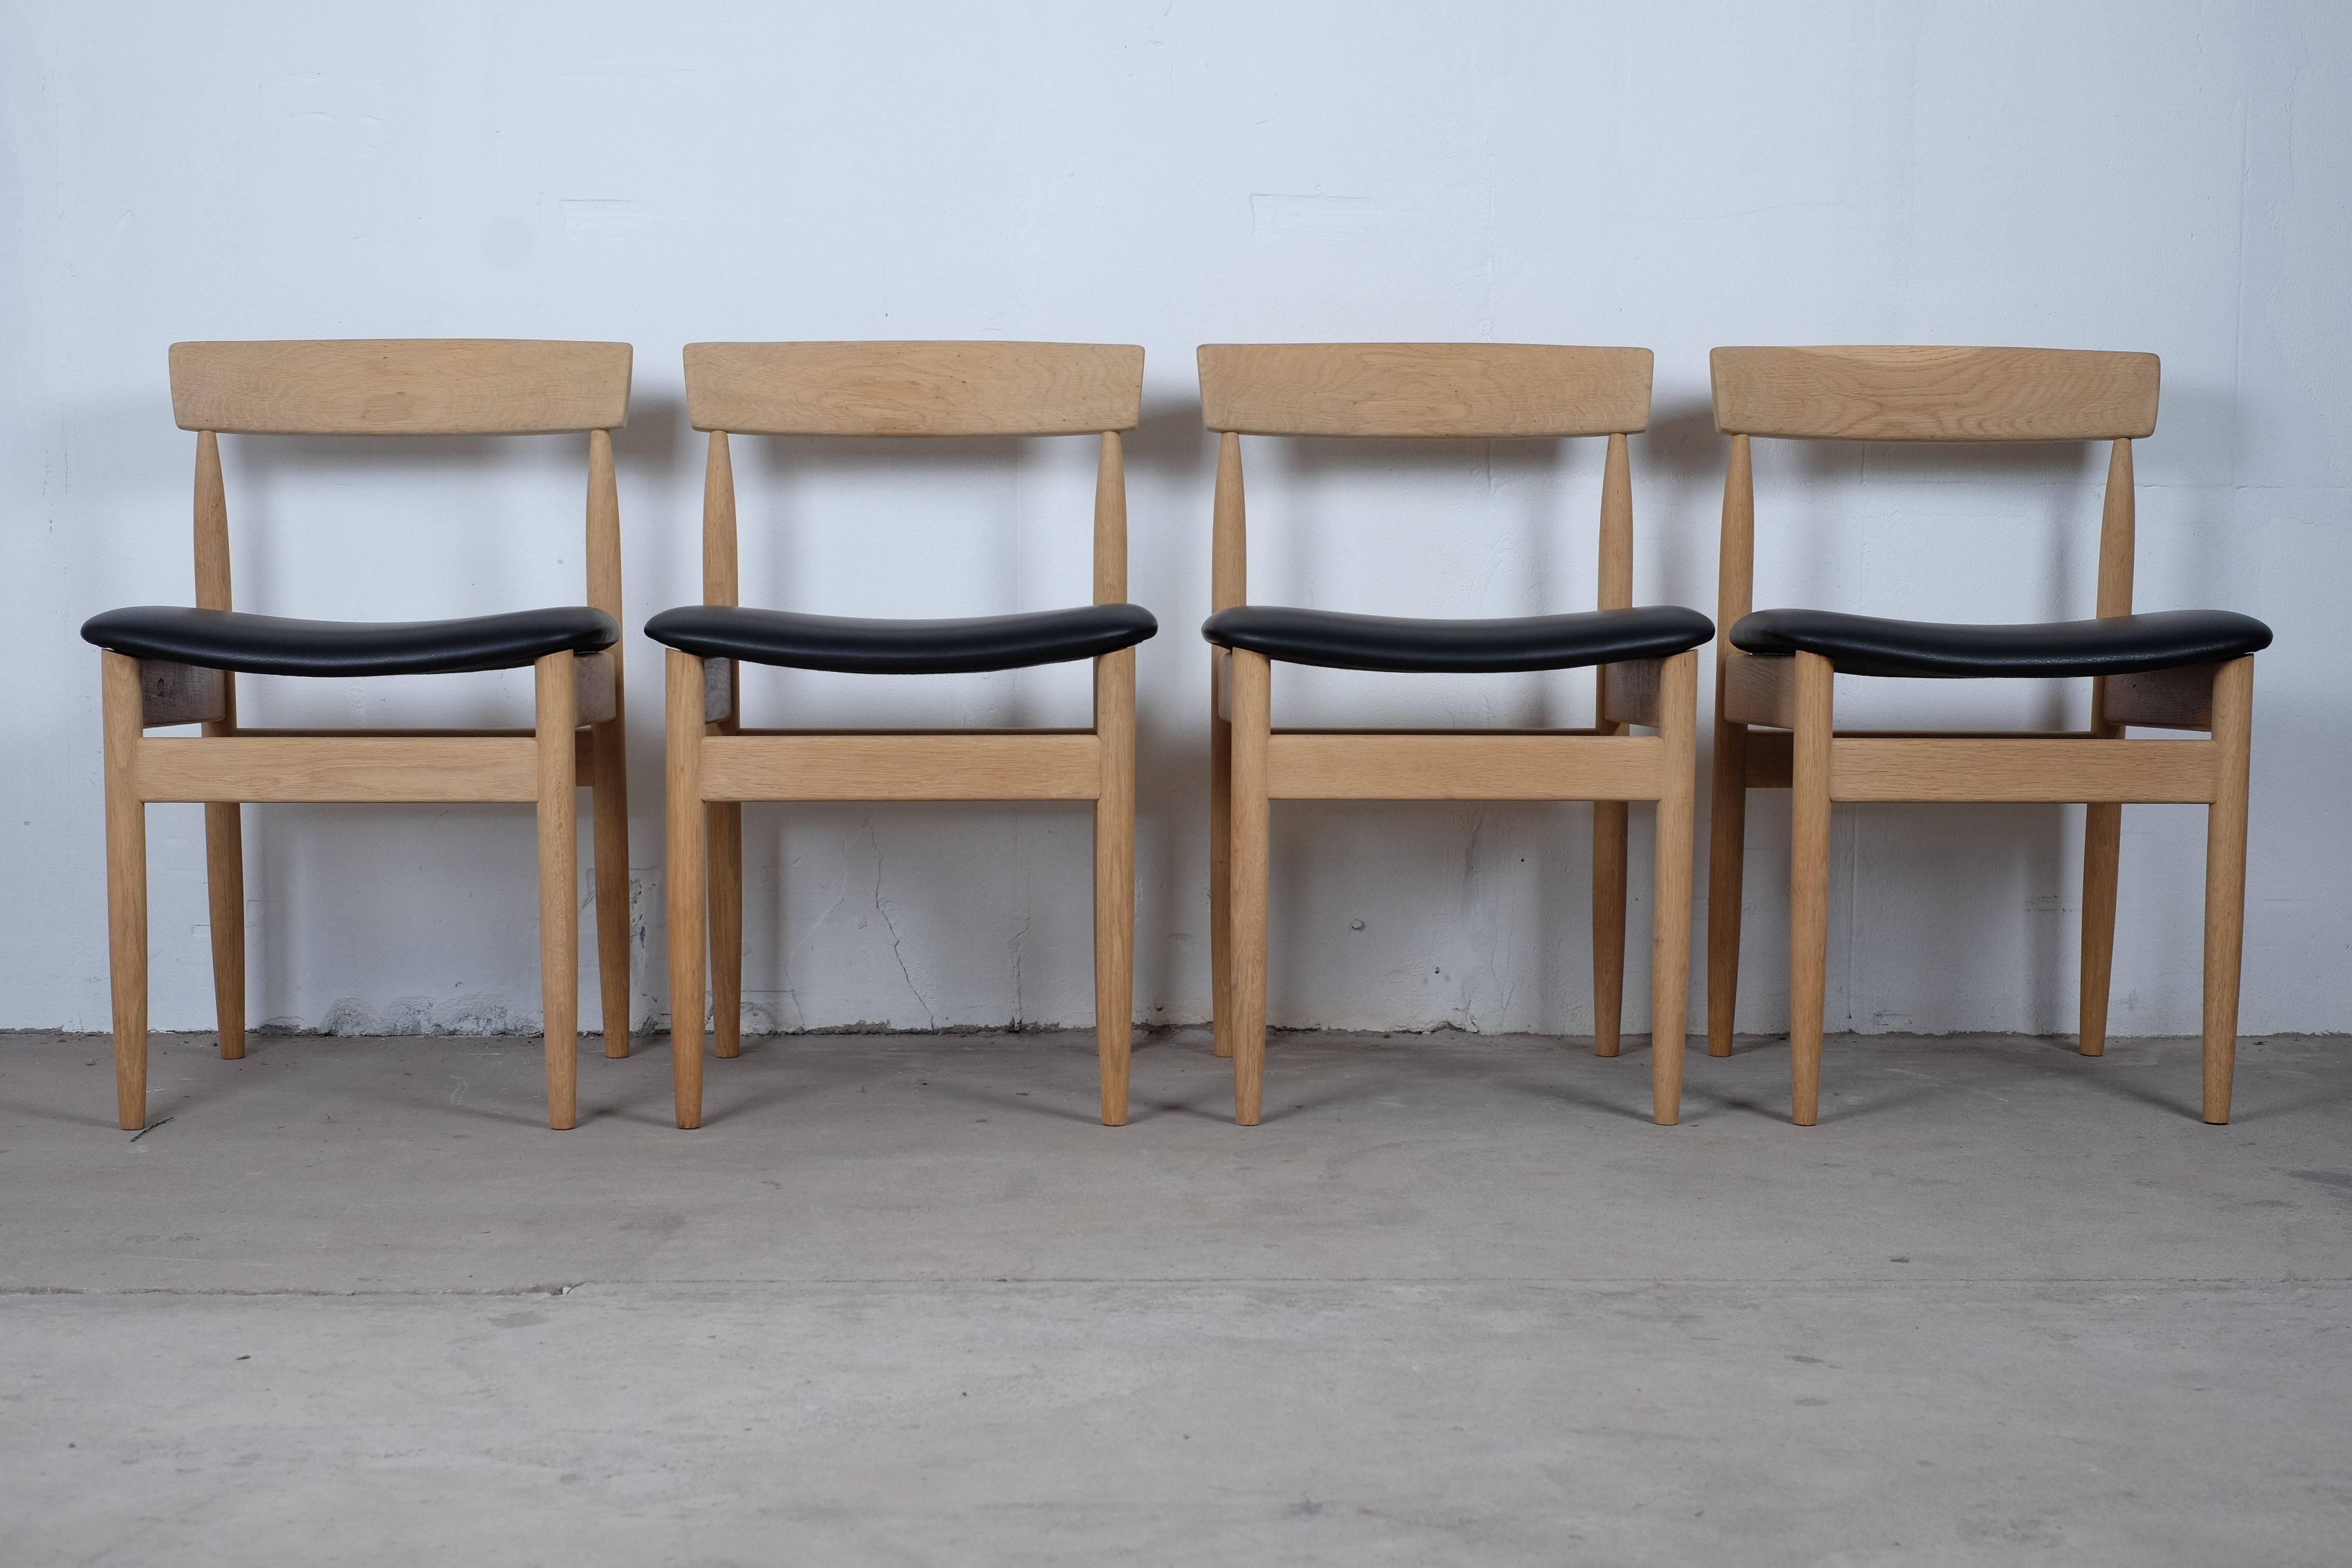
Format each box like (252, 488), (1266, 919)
(103, 340), (634, 1133)
(666, 342), (1146, 1130)
(1199, 344), (1697, 1127)
(1704, 346), (2254, 1125)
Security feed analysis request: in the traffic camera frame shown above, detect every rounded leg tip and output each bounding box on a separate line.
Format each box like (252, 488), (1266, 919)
(1707, 1042), (1734, 1058)
(2079, 1042), (2106, 1057)
(714, 1043), (741, 1060)
(219, 1043), (246, 1061)
(604, 1038), (631, 1059)
(1101, 1110), (1128, 1128)
(2203, 1111), (2231, 1126)
(675, 1113), (702, 1131)
(1595, 1041), (1621, 1058)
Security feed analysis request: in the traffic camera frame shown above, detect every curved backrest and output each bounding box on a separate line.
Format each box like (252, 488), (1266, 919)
(169, 340), (632, 435)
(1198, 344), (1651, 437)
(684, 342), (1143, 436)
(1710, 346), (2158, 441)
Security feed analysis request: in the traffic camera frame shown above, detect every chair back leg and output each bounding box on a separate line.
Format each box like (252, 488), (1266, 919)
(1093, 646), (1137, 1125)
(708, 802), (744, 1059)
(1706, 720), (1750, 1058)
(2078, 801), (2123, 1056)
(590, 719), (633, 1058)
(1591, 799), (1629, 1057)
(1209, 657), (1235, 1061)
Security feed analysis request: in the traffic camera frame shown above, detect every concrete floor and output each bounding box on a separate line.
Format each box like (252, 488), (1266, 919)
(3, 1027), (2350, 1565)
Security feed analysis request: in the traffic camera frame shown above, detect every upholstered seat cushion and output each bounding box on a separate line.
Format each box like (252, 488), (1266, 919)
(1199, 604), (1714, 674)
(644, 602), (1157, 674)
(1730, 608), (2272, 679)
(80, 605), (618, 677)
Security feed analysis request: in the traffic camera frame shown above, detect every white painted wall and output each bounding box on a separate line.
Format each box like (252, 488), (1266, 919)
(4, 0), (2346, 1040)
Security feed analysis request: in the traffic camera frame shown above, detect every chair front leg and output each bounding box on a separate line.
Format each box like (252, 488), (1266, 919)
(101, 653), (150, 1132)
(1788, 652), (1835, 1126)
(1227, 650), (1272, 1126)
(665, 650), (709, 1129)
(1093, 646), (1137, 1126)
(1649, 651), (1699, 1126)
(534, 652), (580, 1130)
(2201, 656), (2255, 1124)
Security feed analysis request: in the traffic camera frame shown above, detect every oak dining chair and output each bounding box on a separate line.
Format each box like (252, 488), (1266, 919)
(1705, 346), (2271, 1125)
(81, 339), (636, 1132)
(650, 341), (1156, 1130)
(1199, 344), (1713, 1126)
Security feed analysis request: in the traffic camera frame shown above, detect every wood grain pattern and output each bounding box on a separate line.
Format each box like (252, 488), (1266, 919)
(2104, 664), (2215, 732)
(1720, 651), (1799, 730)
(1787, 652), (1836, 1127)
(2201, 657), (2254, 1123)
(138, 661), (226, 728)
(665, 650), (707, 1129)
(1266, 733), (1665, 800)
(1227, 651), (1272, 1126)
(535, 653), (579, 1131)
(584, 430), (632, 1062)
(1649, 651), (1699, 1124)
(1199, 343), (1651, 437)
(685, 341), (1142, 435)
(698, 734), (1104, 802)
(170, 340), (631, 435)
(1706, 434), (1756, 1059)
(138, 736), (540, 802)
(1828, 737), (2217, 803)
(1710, 346), (2158, 441)
(1094, 647), (1136, 1126)
(103, 653), (150, 1131)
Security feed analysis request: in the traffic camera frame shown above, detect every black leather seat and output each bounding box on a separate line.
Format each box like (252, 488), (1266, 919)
(1730, 607), (2273, 679)
(80, 605), (619, 678)
(1200, 604), (1714, 674)
(644, 602), (1157, 674)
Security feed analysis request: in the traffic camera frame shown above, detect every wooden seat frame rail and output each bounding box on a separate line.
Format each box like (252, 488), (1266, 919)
(1703, 346), (2253, 1125)
(1201, 344), (1699, 1127)
(664, 341), (1146, 1130)
(103, 339), (635, 1132)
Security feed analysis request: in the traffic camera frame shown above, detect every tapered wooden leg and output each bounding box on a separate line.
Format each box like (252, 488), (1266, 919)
(2078, 801), (2121, 1057)
(1788, 652), (1835, 1127)
(1591, 798), (1628, 1057)
(1706, 716), (1749, 1058)
(708, 801), (743, 1059)
(666, 651), (708, 1129)
(2201, 657), (2254, 1125)
(1093, 647), (1136, 1126)
(1650, 652), (1698, 1126)
(101, 654), (149, 1132)
(1228, 650), (1271, 1126)
(204, 801), (246, 1060)
(590, 718), (632, 1058)
(534, 653), (579, 1131)
(1209, 653), (1234, 1060)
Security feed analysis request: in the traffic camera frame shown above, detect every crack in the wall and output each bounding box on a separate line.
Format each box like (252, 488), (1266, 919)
(867, 820), (935, 1028)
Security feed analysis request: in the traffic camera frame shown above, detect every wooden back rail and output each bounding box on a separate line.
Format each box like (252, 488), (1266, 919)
(105, 340), (636, 1134)
(667, 341), (1146, 1129)
(1198, 344), (1693, 1127)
